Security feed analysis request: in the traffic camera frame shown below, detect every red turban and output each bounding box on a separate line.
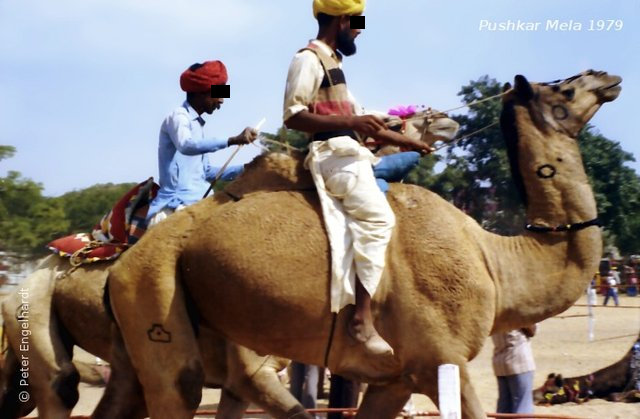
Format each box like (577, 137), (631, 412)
(179, 60), (228, 93)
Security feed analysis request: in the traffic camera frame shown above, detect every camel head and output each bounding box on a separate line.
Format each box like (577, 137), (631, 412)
(371, 108), (459, 155)
(506, 70), (622, 138)
(533, 373), (564, 404)
(401, 108), (460, 146)
(500, 70), (621, 214)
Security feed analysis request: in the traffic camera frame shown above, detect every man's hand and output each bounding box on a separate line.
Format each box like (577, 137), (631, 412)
(348, 115), (388, 137)
(372, 129), (435, 154)
(229, 127), (258, 146)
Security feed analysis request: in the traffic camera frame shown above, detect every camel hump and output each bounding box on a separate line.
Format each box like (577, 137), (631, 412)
(223, 152), (314, 199)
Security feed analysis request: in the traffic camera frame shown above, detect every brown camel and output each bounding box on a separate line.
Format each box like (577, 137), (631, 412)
(106, 70), (621, 419)
(0, 108), (452, 419)
(533, 333), (640, 404)
(0, 256), (304, 419)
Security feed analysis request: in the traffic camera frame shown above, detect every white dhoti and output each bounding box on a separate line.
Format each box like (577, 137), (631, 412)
(305, 137), (396, 313)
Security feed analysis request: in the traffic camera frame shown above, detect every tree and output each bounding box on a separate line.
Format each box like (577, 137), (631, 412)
(579, 128), (640, 254)
(54, 183), (135, 234)
(0, 145), (136, 258)
(0, 145), (16, 161)
(405, 77), (640, 253)
(0, 170), (69, 257)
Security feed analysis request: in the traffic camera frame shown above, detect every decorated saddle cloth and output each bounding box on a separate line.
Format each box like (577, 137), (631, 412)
(47, 178), (159, 264)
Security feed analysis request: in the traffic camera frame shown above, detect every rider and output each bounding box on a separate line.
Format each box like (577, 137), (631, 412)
(283, 0), (433, 357)
(147, 60), (257, 226)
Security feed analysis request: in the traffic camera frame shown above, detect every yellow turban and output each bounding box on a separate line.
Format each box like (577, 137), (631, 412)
(313, 0), (365, 18)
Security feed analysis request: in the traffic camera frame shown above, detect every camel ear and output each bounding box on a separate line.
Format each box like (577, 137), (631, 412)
(514, 75), (534, 101)
(503, 82), (512, 92)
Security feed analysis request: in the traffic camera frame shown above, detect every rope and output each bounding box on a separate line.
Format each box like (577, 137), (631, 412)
(433, 120), (500, 152)
(553, 314), (589, 319)
(203, 118), (266, 199)
(387, 88), (512, 126)
(258, 136), (306, 152)
(590, 333), (639, 342)
(191, 408), (587, 418)
(573, 304), (640, 309)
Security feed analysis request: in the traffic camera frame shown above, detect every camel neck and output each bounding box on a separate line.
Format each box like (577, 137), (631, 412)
(515, 105), (598, 227)
(487, 104), (601, 332)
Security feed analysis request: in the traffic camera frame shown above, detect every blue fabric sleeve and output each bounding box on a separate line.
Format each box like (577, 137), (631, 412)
(204, 164), (244, 182)
(376, 178), (389, 194)
(373, 151), (421, 182)
(167, 112), (229, 155)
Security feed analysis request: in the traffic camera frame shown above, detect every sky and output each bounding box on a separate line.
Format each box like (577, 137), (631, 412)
(1, 0), (638, 196)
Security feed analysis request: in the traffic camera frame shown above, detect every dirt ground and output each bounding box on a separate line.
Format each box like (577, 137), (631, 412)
(22, 294), (640, 418)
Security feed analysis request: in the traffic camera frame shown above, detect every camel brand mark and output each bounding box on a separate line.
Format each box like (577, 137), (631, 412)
(147, 324), (172, 343)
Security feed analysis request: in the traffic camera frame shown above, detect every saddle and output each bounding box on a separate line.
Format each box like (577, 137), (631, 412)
(47, 178), (158, 264)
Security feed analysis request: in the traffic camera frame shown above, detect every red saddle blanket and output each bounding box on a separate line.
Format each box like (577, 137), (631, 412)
(48, 178), (158, 263)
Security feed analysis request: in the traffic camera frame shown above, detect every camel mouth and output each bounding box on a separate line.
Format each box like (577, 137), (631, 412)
(597, 77), (622, 102)
(604, 80), (622, 90)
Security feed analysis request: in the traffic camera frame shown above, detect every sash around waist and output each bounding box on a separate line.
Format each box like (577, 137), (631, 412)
(312, 129), (357, 142)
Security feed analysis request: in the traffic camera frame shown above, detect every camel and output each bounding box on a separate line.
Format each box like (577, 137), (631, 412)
(533, 333), (640, 404)
(105, 69), (621, 418)
(0, 108), (455, 419)
(0, 253), (315, 419)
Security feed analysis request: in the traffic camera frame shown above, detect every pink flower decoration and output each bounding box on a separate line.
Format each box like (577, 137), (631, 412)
(388, 105), (418, 118)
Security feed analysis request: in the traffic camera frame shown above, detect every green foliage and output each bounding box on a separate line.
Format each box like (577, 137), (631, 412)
(405, 76), (640, 252)
(405, 76), (525, 234)
(579, 128), (640, 254)
(262, 127), (308, 153)
(0, 145), (16, 161)
(0, 170), (70, 256)
(0, 146), (136, 258)
(54, 183), (135, 234)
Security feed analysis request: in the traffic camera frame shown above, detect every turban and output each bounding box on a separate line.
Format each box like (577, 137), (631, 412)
(179, 60), (228, 93)
(313, 0), (365, 18)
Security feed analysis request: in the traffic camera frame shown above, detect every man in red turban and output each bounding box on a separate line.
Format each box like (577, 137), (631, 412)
(180, 60), (228, 93)
(146, 61), (257, 227)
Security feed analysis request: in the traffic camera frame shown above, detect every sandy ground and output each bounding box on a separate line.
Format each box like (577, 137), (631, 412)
(19, 294), (640, 418)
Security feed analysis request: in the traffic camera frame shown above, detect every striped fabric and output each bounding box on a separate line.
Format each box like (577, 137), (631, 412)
(492, 329), (536, 377)
(48, 178), (158, 263)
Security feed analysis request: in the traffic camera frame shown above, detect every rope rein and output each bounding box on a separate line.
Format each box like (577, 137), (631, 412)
(267, 90), (511, 154)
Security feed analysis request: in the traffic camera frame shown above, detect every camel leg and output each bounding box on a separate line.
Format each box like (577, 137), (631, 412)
(356, 381), (411, 419)
(0, 346), (37, 418)
(224, 344), (311, 419)
(458, 365), (486, 419)
(420, 364), (486, 419)
(92, 325), (147, 419)
(108, 266), (204, 419)
(1, 267), (80, 419)
(216, 388), (250, 419)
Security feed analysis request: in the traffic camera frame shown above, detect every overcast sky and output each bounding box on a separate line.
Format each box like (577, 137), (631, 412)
(1, 0), (637, 196)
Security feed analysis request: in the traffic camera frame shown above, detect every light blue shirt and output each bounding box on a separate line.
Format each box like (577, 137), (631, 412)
(147, 101), (242, 219)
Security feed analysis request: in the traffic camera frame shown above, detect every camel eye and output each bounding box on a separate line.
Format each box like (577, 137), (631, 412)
(562, 88), (575, 101)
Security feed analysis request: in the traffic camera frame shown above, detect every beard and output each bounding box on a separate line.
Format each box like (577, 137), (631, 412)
(336, 29), (357, 56)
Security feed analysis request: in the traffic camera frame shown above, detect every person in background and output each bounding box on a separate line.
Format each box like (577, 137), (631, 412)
(289, 362), (321, 419)
(603, 269), (620, 306)
(492, 325), (537, 415)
